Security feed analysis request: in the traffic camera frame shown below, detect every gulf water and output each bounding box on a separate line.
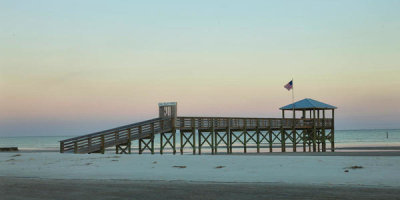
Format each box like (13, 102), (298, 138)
(1, 129), (399, 150)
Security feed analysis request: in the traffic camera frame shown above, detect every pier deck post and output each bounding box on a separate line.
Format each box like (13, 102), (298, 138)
(180, 130), (183, 155)
(127, 128), (131, 154)
(151, 123), (155, 154)
(243, 120), (247, 153)
(138, 126), (142, 154)
(198, 130), (202, 155)
(101, 135), (105, 154)
(331, 109), (335, 152)
(256, 119), (260, 153)
(268, 119), (273, 152)
(322, 110), (326, 152)
(172, 126), (176, 155)
(60, 142), (64, 153)
(226, 118), (231, 154)
(192, 118), (196, 154)
(280, 119), (285, 152)
(74, 142), (78, 154)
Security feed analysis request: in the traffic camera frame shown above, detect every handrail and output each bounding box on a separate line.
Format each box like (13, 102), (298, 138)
(60, 117), (162, 143)
(176, 117), (333, 129)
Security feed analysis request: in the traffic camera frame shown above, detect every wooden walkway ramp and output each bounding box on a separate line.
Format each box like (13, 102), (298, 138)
(60, 118), (173, 154)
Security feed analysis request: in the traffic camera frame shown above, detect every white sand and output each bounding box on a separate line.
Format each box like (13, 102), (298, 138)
(1, 152), (399, 187)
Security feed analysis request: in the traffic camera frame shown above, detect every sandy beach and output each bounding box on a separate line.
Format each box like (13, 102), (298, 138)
(2, 177), (400, 200)
(1, 151), (400, 199)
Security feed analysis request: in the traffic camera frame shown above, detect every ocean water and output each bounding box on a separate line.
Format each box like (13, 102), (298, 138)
(0, 129), (399, 151)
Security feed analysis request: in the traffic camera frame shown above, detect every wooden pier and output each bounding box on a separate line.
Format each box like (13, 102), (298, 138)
(60, 99), (337, 154)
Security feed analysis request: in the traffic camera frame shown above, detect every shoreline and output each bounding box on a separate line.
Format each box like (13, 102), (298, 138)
(10, 144), (400, 154)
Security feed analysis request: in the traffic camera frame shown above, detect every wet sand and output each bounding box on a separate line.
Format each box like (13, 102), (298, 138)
(1, 177), (399, 200)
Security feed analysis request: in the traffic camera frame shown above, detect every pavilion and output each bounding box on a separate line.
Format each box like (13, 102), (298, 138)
(280, 98), (337, 152)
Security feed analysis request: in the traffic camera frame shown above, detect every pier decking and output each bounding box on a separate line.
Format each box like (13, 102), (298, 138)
(60, 99), (336, 154)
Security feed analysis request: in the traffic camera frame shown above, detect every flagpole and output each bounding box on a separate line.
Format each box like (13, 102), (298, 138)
(292, 78), (295, 120)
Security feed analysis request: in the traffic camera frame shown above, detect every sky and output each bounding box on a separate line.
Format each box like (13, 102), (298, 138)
(1, 0), (400, 136)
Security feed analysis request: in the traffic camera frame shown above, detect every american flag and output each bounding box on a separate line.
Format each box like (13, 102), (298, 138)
(284, 80), (293, 91)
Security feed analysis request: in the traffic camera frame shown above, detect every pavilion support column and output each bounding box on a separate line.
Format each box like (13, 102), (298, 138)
(302, 130), (306, 152)
(292, 110), (296, 152)
(312, 109), (317, 152)
(308, 131), (312, 152)
(317, 130), (321, 152)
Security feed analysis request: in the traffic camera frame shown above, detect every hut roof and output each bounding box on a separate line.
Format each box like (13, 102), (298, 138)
(280, 98), (337, 110)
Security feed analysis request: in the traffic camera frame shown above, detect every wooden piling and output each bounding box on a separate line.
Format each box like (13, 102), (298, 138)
(115, 132), (119, 154)
(74, 141), (78, 154)
(322, 110), (326, 152)
(127, 128), (131, 154)
(211, 119), (215, 154)
(256, 119), (260, 153)
(331, 109), (335, 152)
(180, 131), (184, 155)
(101, 135), (105, 154)
(268, 119), (273, 152)
(60, 142), (64, 153)
(192, 118), (196, 154)
(139, 126), (142, 154)
(280, 120), (285, 152)
(226, 118), (231, 154)
(243, 119), (247, 153)
(198, 131), (202, 155)
(88, 137), (92, 152)
(151, 123), (155, 154)
(172, 129), (176, 155)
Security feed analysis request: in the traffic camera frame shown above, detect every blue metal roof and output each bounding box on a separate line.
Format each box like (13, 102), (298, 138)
(280, 98), (337, 110)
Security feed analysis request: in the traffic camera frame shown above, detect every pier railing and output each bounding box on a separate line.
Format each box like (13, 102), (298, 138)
(176, 117), (333, 130)
(60, 118), (172, 153)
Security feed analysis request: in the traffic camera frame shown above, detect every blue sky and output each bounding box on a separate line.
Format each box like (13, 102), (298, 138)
(1, 0), (400, 136)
